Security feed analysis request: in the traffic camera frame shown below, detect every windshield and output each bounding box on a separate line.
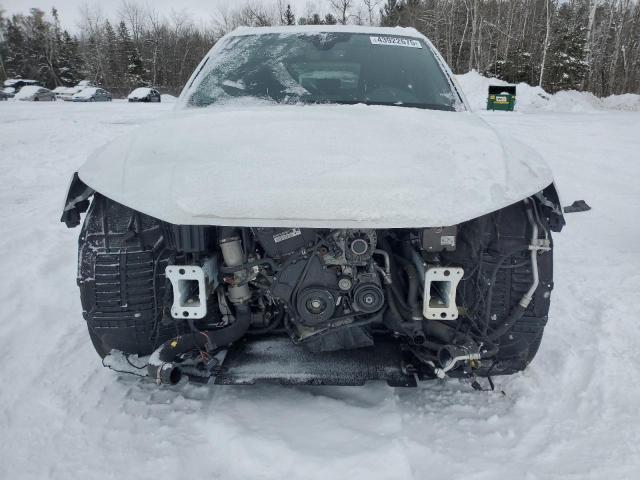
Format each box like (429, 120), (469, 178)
(187, 32), (461, 111)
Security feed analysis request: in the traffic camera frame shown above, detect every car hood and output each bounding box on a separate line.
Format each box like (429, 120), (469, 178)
(78, 104), (554, 228)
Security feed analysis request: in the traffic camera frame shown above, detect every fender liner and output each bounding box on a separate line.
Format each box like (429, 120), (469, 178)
(61, 172), (94, 228)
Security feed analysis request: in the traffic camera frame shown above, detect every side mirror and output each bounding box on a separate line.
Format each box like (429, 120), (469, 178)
(563, 200), (591, 213)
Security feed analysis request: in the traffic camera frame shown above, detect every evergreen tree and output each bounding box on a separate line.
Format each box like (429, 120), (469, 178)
(380, 0), (402, 26)
(57, 30), (83, 85)
(117, 20), (145, 88)
(103, 20), (119, 85)
(309, 13), (323, 25)
(324, 14), (338, 25)
(284, 5), (295, 26)
(0, 10), (7, 82)
(545, 4), (589, 91)
(485, 48), (535, 85)
(4, 18), (27, 79)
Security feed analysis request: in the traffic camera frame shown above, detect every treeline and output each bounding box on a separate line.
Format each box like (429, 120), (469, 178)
(0, 5), (217, 96)
(380, 0), (640, 95)
(0, 0), (639, 97)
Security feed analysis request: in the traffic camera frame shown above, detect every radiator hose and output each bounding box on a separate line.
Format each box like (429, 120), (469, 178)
(147, 304), (251, 385)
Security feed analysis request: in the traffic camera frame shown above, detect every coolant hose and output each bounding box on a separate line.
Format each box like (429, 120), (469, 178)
(147, 304), (251, 385)
(393, 255), (422, 321)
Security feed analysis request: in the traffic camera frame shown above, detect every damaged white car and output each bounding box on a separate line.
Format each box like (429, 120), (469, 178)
(62, 26), (565, 387)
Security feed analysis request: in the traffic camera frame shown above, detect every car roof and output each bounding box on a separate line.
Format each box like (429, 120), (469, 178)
(4, 79), (38, 87)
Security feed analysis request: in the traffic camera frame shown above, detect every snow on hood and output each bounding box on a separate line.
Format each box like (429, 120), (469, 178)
(128, 87), (153, 99)
(78, 104), (554, 228)
(73, 87), (98, 99)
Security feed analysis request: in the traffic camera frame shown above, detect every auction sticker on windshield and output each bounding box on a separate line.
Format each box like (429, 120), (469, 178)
(370, 36), (422, 48)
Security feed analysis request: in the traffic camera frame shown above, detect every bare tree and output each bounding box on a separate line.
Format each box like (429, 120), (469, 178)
(329, 0), (353, 25)
(363, 0), (382, 26)
(538, 0), (553, 86)
(118, 0), (145, 44)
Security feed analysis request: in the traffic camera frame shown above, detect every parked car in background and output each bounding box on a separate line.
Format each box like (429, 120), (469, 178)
(51, 86), (68, 99)
(61, 86), (83, 101)
(127, 87), (161, 102)
(71, 87), (112, 102)
(3, 79), (39, 92)
(15, 86), (56, 101)
(60, 81), (95, 101)
(0, 90), (9, 101)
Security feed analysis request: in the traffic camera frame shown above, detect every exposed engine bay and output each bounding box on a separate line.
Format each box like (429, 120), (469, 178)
(66, 183), (563, 387)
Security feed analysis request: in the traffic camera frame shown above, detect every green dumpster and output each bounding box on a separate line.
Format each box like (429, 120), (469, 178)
(487, 85), (516, 111)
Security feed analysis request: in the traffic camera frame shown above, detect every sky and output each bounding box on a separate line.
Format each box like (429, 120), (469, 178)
(0, 0), (335, 30)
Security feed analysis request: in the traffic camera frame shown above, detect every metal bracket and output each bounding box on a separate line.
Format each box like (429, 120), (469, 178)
(166, 257), (217, 319)
(423, 267), (464, 320)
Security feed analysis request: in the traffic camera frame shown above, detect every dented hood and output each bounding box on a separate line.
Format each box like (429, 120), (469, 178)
(78, 104), (554, 228)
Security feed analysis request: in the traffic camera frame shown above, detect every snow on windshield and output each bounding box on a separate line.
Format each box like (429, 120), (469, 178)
(74, 87), (98, 98)
(14, 86), (44, 99)
(183, 32), (461, 111)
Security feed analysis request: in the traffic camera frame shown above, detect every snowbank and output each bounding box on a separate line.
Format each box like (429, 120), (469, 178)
(161, 94), (177, 102)
(456, 70), (640, 113)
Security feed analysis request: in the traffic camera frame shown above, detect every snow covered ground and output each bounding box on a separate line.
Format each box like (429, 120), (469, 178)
(1, 91), (639, 479)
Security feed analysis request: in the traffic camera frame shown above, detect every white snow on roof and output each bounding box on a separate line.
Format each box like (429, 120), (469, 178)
(128, 87), (153, 99)
(52, 86), (67, 93)
(63, 86), (83, 94)
(3, 79), (38, 87)
(229, 25), (424, 38)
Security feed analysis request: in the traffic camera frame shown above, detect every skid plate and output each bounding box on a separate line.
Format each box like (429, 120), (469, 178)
(213, 335), (417, 387)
